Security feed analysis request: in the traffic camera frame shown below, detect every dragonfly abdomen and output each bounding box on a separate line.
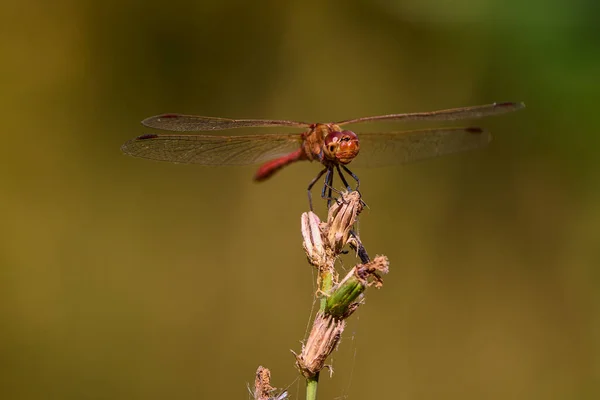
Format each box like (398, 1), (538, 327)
(254, 148), (307, 182)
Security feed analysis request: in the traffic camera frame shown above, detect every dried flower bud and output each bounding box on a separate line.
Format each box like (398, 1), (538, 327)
(253, 366), (287, 400)
(294, 312), (345, 378)
(325, 191), (363, 254)
(301, 211), (328, 267)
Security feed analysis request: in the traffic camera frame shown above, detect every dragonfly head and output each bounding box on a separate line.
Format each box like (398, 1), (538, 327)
(323, 130), (360, 164)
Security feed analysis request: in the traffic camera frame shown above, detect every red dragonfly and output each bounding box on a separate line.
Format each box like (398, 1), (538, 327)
(121, 102), (524, 208)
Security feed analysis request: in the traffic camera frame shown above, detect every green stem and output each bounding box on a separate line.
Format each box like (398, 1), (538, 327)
(319, 270), (333, 312)
(306, 371), (319, 400)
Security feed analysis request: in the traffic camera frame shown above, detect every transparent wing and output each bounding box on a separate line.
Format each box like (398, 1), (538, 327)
(142, 114), (310, 132)
(336, 102), (525, 126)
(121, 133), (303, 165)
(351, 127), (492, 167)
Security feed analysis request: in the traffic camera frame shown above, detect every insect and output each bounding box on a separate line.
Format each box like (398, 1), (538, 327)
(121, 102), (524, 208)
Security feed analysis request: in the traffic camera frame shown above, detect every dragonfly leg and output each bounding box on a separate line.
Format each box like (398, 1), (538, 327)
(321, 167), (335, 208)
(349, 230), (370, 264)
(341, 164), (360, 191)
(324, 182), (349, 207)
(336, 164), (352, 192)
(307, 167), (328, 211)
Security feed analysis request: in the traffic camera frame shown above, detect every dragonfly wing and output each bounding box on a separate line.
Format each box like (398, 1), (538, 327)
(142, 114), (310, 132)
(351, 127), (492, 167)
(336, 102), (525, 126)
(121, 133), (304, 165)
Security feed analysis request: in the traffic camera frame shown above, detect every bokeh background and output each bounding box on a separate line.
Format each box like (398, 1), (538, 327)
(2, 0), (599, 399)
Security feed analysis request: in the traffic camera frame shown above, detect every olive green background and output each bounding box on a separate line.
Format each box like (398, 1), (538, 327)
(2, 0), (599, 399)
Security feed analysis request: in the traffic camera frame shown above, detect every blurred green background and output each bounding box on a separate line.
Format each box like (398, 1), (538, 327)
(1, 0), (599, 399)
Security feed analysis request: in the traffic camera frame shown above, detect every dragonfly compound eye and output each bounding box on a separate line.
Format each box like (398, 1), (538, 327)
(335, 130), (360, 164)
(323, 131), (343, 160)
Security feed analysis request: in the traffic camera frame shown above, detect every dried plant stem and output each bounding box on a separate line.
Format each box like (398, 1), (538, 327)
(249, 192), (388, 400)
(295, 192), (389, 400)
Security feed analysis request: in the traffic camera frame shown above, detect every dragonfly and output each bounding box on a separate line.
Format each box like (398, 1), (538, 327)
(121, 102), (525, 208)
